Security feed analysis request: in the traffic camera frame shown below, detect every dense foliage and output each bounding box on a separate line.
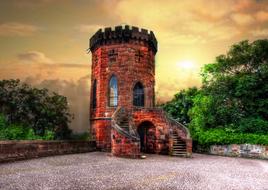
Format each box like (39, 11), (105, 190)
(0, 79), (72, 140)
(0, 114), (53, 140)
(163, 40), (268, 147)
(163, 87), (199, 125)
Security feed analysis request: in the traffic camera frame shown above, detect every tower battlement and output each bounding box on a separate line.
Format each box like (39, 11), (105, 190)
(89, 25), (157, 53)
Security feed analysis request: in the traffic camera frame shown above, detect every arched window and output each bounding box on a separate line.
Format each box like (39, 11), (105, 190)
(92, 79), (97, 108)
(109, 75), (118, 107)
(133, 82), (144, 107)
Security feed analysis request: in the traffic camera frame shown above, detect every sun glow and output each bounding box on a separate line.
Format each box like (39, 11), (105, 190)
(177, 60), (196, 70)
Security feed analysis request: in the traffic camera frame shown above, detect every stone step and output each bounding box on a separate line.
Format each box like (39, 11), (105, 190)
(173, 142), (185, 144)
(172, 154), (187, 157)
(173, 145), (186, 148)
(172, 137), (181, 140)
(173, 147), (186, 149)
(172, 148), (186, 152)
(120, 123), (129, 125)
(120, 126), (129, 128)
(173, 139), (185, 142)
(172, 151), (187, 154)
(173, 146), (185, 149)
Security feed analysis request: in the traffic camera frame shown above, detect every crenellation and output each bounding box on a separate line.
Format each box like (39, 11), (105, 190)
(89, 25), (157, 53)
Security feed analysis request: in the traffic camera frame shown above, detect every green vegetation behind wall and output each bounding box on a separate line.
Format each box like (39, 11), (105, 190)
(0, 80), (72, 140)
(163, 39), (268, 148)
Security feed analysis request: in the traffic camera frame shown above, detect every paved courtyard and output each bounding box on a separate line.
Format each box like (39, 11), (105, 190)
(0, 152), (267, 190)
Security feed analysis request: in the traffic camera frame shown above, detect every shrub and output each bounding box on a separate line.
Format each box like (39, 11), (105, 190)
(0, 113), (54, 140)
(195, 128), (268, 147)
(0, 79), (73, 139)
(236, 117), (268, 134)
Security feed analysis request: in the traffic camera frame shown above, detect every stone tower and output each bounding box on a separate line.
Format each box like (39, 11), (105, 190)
(89, 25), (192, 158)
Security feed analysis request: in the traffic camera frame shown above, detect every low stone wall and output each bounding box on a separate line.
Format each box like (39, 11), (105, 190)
(210, 144), (268, 159)
(0, 140), (96, 163)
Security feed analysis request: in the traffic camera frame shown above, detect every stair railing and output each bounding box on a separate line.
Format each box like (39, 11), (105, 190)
(163, 111), (191, 139)
(111, 107), (140, 141)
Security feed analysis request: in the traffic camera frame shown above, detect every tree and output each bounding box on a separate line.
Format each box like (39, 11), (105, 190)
(163, 87), (199, 125)
(191, 40), (268, 134)
(0, 79), (72, 139)
(162, 40), (268, 147)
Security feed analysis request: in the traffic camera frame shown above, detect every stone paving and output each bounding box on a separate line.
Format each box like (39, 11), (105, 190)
(0, 152), (268, 190)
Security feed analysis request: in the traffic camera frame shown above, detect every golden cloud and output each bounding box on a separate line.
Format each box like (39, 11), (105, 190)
(231, 13), (255, 26)
(255, 11), (268, 22)
(250, 29), (268, 37)
(18, 51), (53, 64)
(0, 22), (39, 36)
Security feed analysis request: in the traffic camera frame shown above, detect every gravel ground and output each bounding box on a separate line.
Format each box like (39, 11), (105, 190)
(0, 152), (268, 190)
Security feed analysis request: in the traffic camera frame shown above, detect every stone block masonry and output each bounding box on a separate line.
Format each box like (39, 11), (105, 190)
(0, 140), (96, 163)
(89, 25), (157, 151)
(210, 144), (268, 159)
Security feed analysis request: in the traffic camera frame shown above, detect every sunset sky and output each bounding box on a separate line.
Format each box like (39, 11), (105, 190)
(1, 0), (268, 132)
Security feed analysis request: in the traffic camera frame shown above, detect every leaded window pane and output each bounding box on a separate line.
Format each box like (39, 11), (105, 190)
(133, 82), (144, 107)
(109, 76), (118, 107)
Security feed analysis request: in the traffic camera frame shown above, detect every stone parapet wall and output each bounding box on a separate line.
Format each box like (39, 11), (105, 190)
(0, 140), (96, 163)
(210, 144), (268, 159)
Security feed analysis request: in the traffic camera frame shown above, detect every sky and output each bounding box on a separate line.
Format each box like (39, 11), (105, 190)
(0, 0), (268, 132)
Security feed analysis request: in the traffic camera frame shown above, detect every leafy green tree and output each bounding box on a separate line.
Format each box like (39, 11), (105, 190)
(199, 40), (268, 132)
(188, 39), (268, 146)
(0, 79), (72, 139)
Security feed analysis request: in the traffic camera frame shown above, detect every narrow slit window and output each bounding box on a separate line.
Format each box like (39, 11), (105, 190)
(92, 79), (97, 108)
(108, 49), (118, 64)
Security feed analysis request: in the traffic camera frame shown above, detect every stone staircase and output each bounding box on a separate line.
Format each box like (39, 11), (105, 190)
(117, 114), (130, 132)
(112, 107), (139, 140)
(171, 131), (187, 157)
(111, 107), (141, 158)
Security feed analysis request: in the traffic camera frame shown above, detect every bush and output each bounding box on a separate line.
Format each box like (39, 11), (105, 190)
(0, 113), (54, 140)
(195, 128), (268, 147)
(0, 79), (73, 139)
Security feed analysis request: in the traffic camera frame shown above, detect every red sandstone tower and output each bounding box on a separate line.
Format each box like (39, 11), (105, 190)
(89, 25), (192, 158)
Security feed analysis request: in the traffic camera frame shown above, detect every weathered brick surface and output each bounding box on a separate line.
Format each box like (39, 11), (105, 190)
(111, 129), (140, 158)
(0, 140), (96, 163)
(132, 109), (170, 154)
(90, 119), (111, 151)
(89, 26), (192, 157)
(90, 26), (156, 151)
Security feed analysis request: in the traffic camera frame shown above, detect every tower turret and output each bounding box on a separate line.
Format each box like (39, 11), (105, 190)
(89, 25), (157, 150)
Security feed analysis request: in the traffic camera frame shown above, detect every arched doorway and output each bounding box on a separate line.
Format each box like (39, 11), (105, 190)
(137, 121), (156, 153)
